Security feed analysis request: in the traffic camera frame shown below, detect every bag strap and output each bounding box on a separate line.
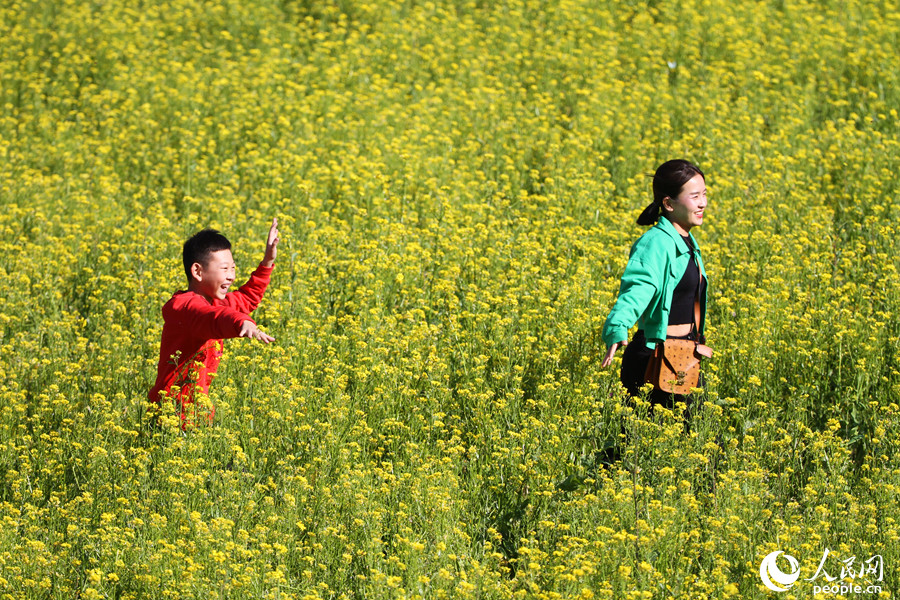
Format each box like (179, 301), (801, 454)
(688, 240), (713, 358)
(692, 276), (702, 339)
(688, 238), (701, 341)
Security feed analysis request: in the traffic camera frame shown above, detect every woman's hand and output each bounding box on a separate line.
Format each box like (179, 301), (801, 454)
(601, 341), (626, 368)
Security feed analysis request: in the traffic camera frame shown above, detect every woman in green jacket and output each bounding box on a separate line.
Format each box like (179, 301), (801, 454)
(601, 159), (709, 408)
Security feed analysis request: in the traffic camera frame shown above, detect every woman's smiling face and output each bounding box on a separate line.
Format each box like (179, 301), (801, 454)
(664, 173), (707, 235)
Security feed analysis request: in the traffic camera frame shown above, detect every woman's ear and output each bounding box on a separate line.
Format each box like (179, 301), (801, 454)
(661, 197), (673, 212)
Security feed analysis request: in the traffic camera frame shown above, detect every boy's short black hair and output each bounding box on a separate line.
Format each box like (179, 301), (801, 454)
(183, 229), (231, 280)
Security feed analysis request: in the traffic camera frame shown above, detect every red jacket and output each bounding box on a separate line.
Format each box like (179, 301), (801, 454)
(148, 264), (273, 410)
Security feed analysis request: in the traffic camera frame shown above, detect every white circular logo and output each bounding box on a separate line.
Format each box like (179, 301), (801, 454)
(760, 551), (801, 592)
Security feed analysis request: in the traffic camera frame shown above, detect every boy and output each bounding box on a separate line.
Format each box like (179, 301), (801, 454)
(148, 218), (279, 426)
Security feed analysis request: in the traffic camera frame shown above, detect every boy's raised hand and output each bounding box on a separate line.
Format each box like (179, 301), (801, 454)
(239, 320), (275, 344)
(262, 217), (279, 267)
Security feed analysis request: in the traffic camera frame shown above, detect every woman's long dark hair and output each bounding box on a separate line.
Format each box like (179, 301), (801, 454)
(637, 159), (705, 225)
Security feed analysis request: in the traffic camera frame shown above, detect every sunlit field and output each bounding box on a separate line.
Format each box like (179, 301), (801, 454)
(1, 0), (899, 598)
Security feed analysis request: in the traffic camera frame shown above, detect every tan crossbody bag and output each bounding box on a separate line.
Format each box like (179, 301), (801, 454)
(643, 272), (713, 395)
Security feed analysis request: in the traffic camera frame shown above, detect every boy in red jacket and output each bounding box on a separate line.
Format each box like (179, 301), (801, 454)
(149, 218), (279, 427)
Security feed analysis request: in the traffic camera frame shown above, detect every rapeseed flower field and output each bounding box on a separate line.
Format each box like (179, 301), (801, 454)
(1, 0), (898, 597)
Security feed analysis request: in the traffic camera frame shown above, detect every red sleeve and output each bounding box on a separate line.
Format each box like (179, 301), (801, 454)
(224, 263), (273, 314)
(167, 294), (251, 340)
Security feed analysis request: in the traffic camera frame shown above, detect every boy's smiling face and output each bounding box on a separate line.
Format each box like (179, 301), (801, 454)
(190, 249), (236, 302)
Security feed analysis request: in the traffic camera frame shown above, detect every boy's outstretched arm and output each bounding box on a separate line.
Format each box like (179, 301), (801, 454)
(261, 217), (279, 268)
(225, 217), (279, 314)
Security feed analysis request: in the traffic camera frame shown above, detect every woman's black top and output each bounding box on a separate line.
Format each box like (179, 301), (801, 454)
(668, 235), (705, 327)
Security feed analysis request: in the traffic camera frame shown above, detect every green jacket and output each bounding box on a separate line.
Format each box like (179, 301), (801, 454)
(602, 217), (707, 349)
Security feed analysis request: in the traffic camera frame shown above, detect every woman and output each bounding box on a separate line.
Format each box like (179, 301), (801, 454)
(601, 159), (709, 409)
